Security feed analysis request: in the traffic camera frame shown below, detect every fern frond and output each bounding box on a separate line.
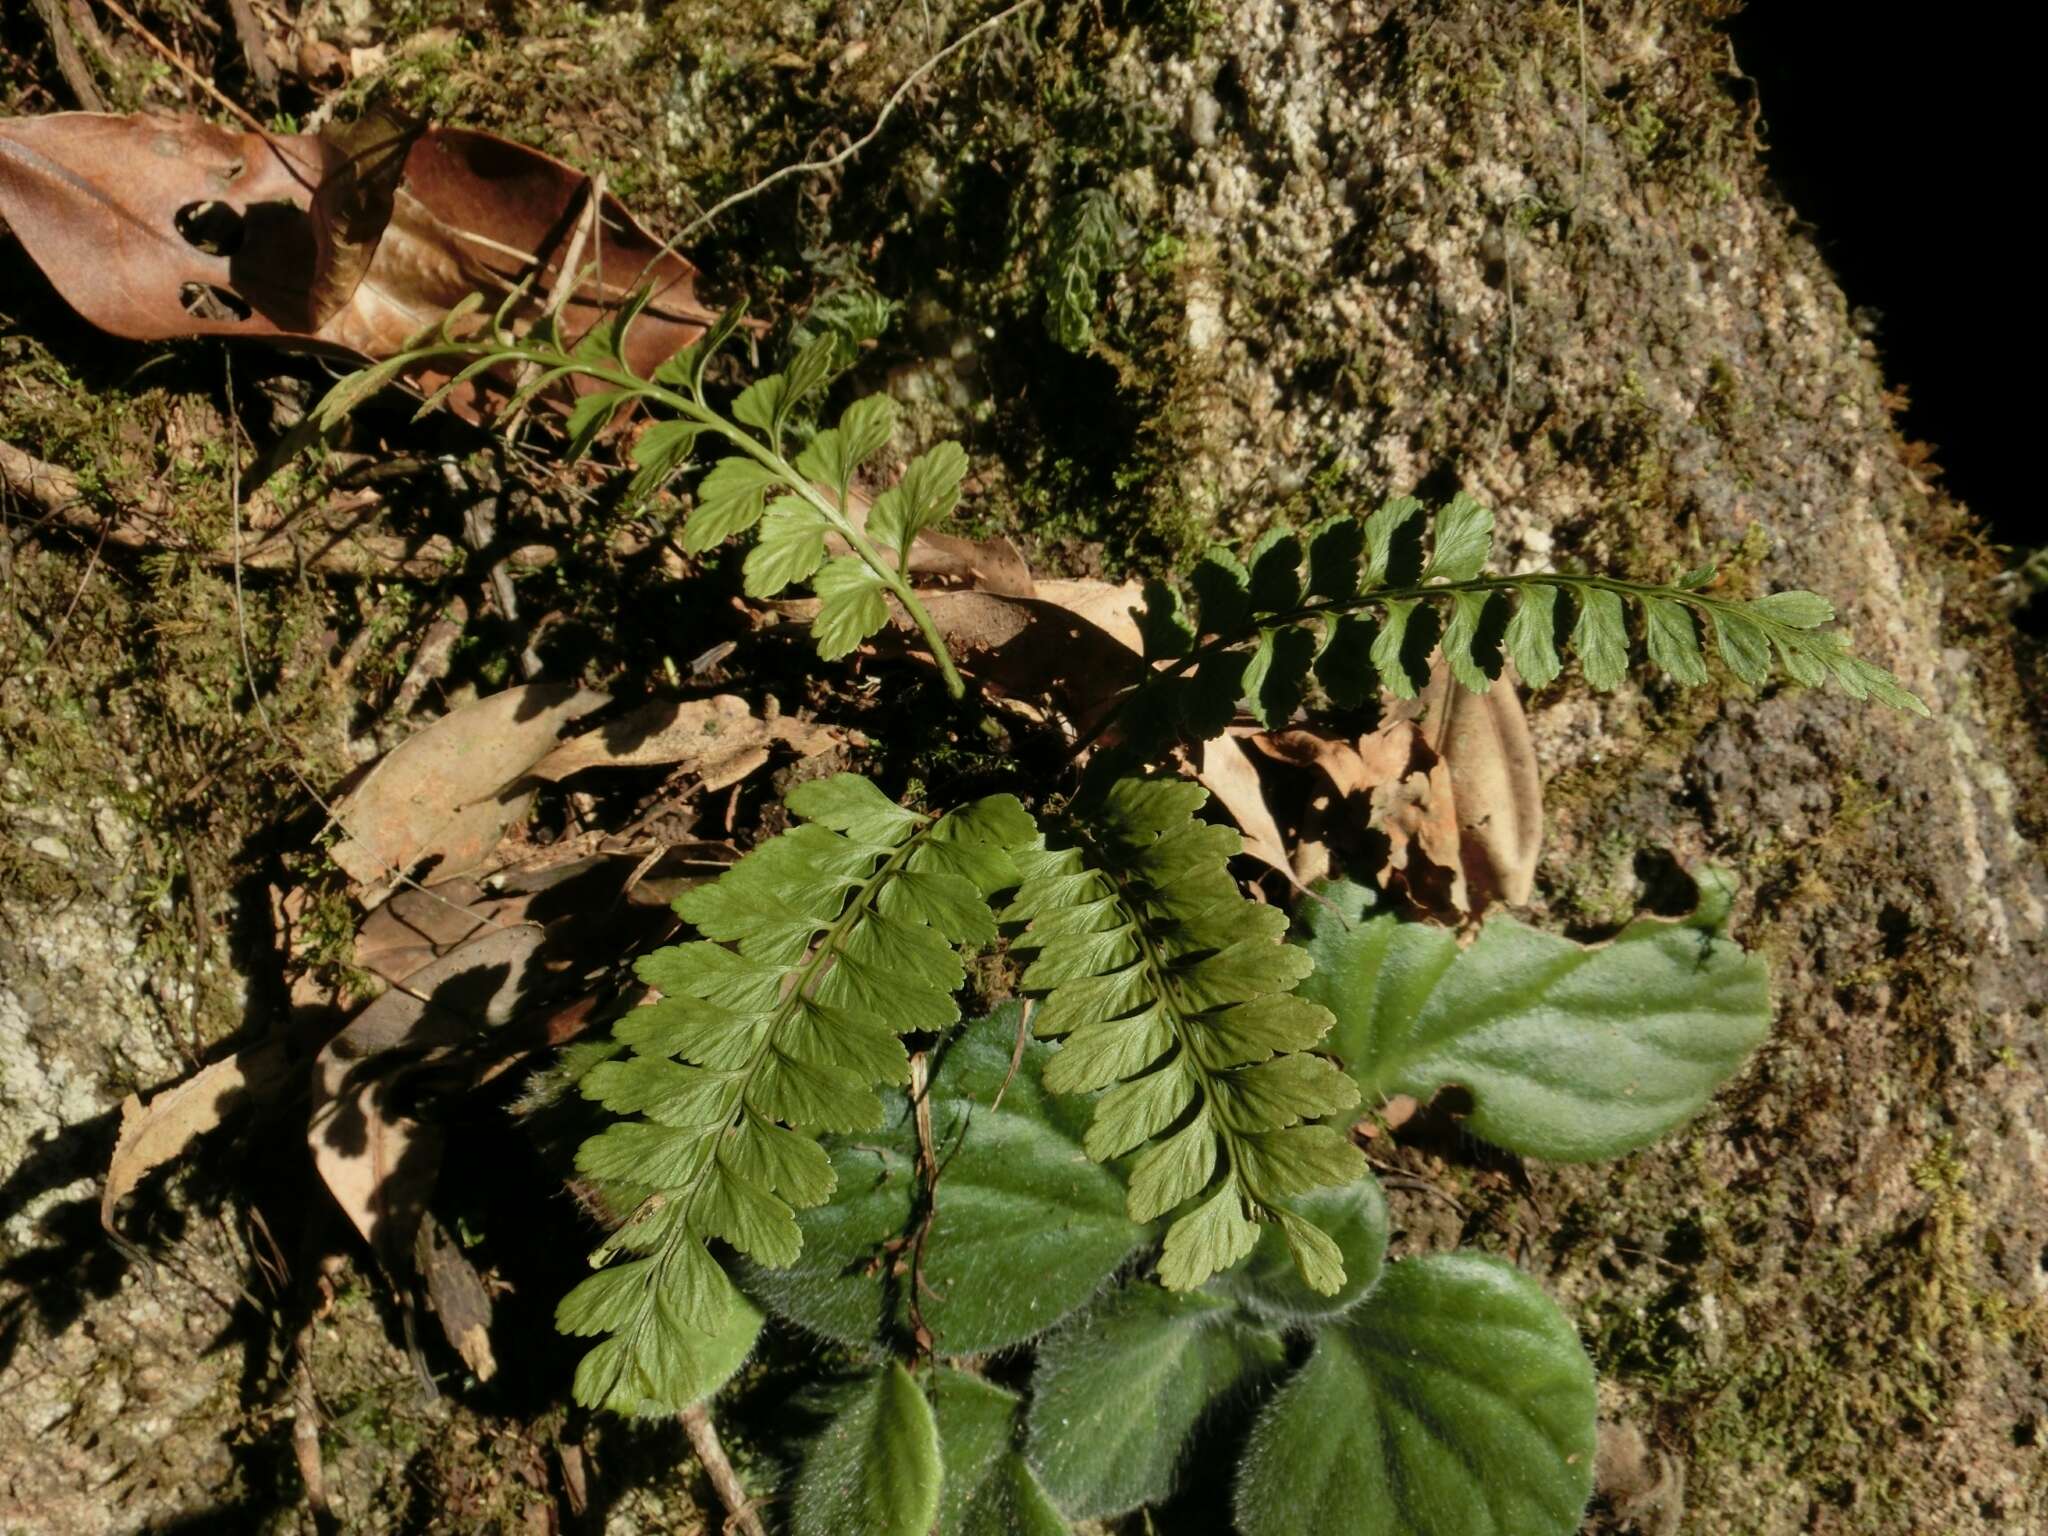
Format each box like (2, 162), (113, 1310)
(1118, 493), (1928, 751)
(307, 292), (975, 696)
(1006, 777), (1366, 1294)
(557, 775), (1032, 1412)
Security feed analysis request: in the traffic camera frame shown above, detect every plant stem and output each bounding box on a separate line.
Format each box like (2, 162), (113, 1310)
(572, 359), (971, 700)
(679, 1401), (768, 1536)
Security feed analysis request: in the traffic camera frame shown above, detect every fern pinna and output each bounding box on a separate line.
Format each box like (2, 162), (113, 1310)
(1009, 778), (1364, 1291)
(556, 775), (1031, 1413)
(1118, 491), (1926, 753)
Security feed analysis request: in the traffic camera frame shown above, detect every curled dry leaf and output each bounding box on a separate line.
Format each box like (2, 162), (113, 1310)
(1408, 666), (1543, 909)
(0, 109), (715, 414)
(1250, 660), (1543, 917)
(332, 687), (831, 905)
(102, 1043), (294, 1237)
(309, 922), (549, 1266)
(330, 683), (609, 902)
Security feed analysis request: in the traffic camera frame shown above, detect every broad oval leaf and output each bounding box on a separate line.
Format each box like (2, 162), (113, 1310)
(936, 1370), (1071, 1536)
(1233, 1254), (1596, 1536)
(739, 1008), (1149, 1352)
(1026, 1284), (1284, 1519)
(793, 1361), (942, 1536)
(1207, 1175), (1388, 1323)
(1294, 878), (1770, 1161)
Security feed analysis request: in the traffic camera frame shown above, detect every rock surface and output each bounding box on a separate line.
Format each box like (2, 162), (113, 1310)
(1, 2), (2041, 1533)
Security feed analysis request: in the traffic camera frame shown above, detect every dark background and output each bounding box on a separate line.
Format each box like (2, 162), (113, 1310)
(1726, 6), (2027, 562)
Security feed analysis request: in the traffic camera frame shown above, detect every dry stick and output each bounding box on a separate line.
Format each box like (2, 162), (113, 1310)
(28, 0), (107, 111)
(224, 0), (280, 96)
(615, 0), (1034, 305)
(679, 1402), (770, 1536)
(97, 0), (269, 133)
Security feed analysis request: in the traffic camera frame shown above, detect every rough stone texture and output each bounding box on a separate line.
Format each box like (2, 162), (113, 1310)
(1, 1), (2043, 1533)
(1094, 4), (2048, 1531)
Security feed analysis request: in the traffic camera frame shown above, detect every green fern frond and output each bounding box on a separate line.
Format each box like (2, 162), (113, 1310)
(308, 293), (974, 697)
(1119, 493), (1928, 749)
(1006, 778), (1367, 1294)
(557, 775), (1032, 1412)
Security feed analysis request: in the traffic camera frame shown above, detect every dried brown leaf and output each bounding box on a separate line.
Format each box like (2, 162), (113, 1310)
(0, 112), (716, 416)
(102, 1043), (293, 1235)
(528, 693), (837, 790)
(330, 683), (608, 903)
(308, 923), (547, 1264)
(1411, 665), (1543, 909)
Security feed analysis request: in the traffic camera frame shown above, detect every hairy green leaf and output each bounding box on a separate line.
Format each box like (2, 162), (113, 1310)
(1233, 1255), (1597, 1536)
(736, 1007), (1149, 1352)
(936, 1371), (1071, 1536)
(1026, 1285), (1284, 1518)
(1295, 875), (1770, 1161)
(792, 1362), (942, 1536)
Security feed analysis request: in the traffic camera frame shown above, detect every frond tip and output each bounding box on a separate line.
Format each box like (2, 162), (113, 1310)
(558, 774), (1032, 1414)
(1007, 777), (1367, 1294)
(1121, 494), (1930, 748)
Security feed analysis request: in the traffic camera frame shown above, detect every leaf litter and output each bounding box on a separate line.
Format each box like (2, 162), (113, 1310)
(0, 105), (717, 417)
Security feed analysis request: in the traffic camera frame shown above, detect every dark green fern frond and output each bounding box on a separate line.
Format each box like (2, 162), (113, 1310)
(310, 291), (977, 696)
(1118, 493), (1929, 752)
(1006, 778), (1366, 1294)
(557, 775), (1032, 1414)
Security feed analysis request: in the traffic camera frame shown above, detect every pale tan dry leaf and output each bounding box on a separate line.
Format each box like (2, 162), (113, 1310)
(1031, 577), (1146, 655)
(330, 684), (608, 904)
(907, 529), (1036, 597)
(1410, 665), (1543, 908)
(528, 693), (836, 790)
(102, 1043), (294, 1235)
(309, 923), (547, 1263)
(1195, 735), (1293, 876)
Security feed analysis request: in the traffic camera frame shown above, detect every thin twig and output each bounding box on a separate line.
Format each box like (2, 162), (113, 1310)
(41, 502), (112, 665)
(679, 1402), (769, 1536)
(620, 0), (1033, 299)
(97, 0), (269, 133)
